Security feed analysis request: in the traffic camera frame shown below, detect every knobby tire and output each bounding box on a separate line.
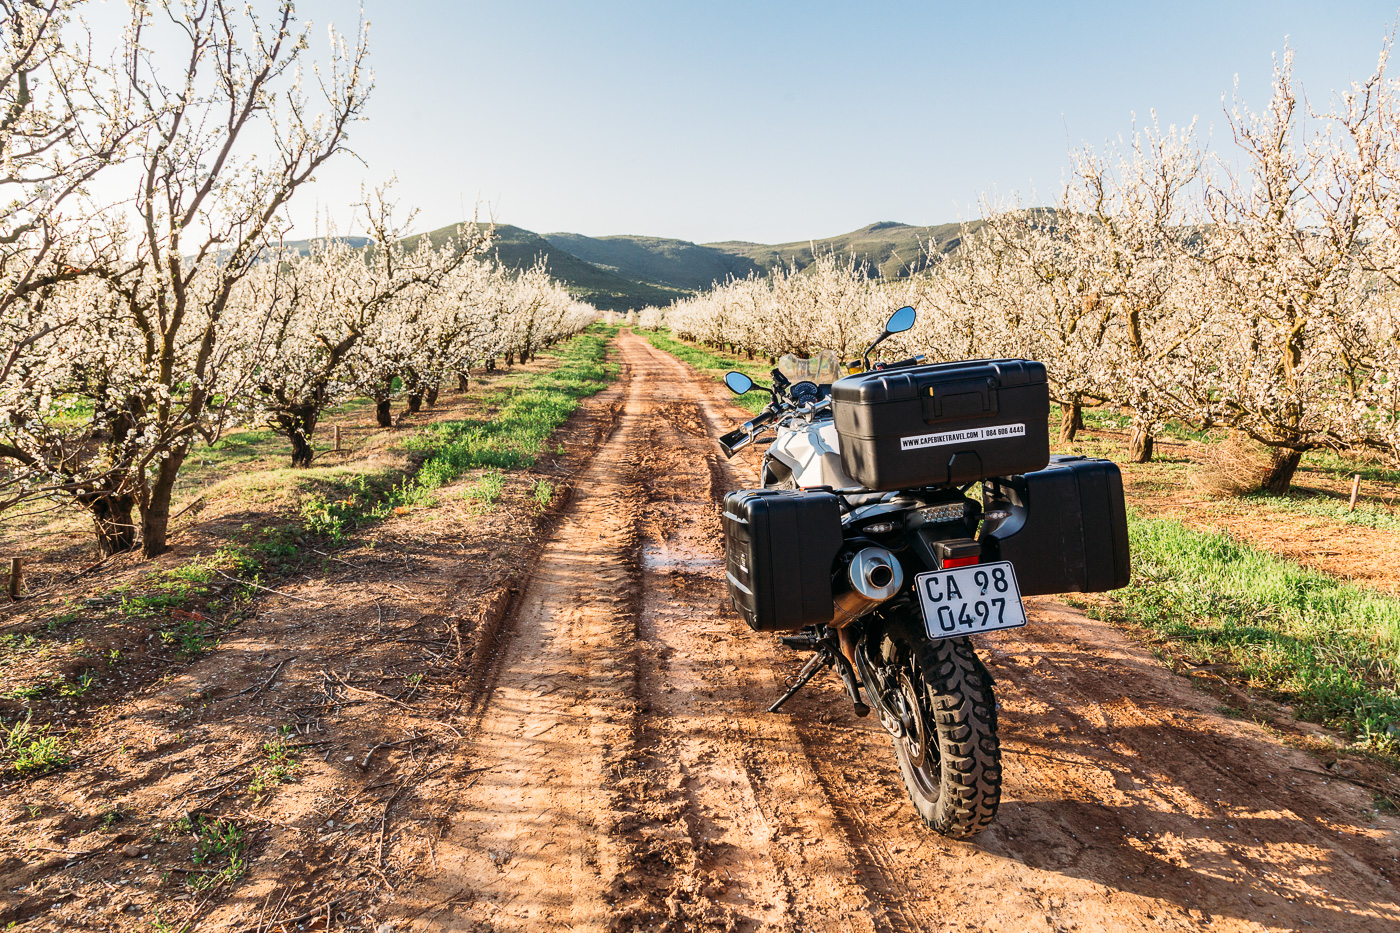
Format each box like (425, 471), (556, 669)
(892, 635), (1001, 837)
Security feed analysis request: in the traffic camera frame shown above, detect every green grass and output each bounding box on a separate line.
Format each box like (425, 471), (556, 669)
(386, 328), (617, 510)
(1304, 448), (1400, 486)
(226, 326), (617, 542)
(464, 470), (507, 508)
(645, 329), (774, 413)
(1079, 408), (1212, 444)
(1244, 491), (1400, 531)
(1, 714), (69, 775)
(1081, 514), (1400, 758)
(183, 815), (247, 891)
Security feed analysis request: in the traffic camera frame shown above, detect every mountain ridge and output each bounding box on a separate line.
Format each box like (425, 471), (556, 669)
(344, 219), (980, 311)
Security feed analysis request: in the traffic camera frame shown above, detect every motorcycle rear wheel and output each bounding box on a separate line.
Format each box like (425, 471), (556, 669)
(890, 636), (1001, 837)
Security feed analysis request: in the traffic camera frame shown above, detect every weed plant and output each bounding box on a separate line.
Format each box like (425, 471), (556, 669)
(532, 479), (556, 509)
(247, 737), (299, 801)
(0, 713), (69, 775)
(1083, 514), (1400, 757)
(184, 815), (247, 891)
(466, 471), (507, 508)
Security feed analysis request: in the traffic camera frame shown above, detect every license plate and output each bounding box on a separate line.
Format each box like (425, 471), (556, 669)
(914, 561), (1027, 640)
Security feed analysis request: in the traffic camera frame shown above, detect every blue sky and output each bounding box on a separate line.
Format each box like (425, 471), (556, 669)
(86, 0), (1400, 243)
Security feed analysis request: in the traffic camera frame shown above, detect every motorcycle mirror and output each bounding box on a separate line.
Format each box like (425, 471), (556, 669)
(724, 371), (754, 395)
(885, 305), (916, 334)
(861, 306), (918, 371)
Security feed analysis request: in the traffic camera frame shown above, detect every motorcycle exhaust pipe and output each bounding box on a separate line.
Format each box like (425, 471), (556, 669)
(830, 546), (904, 629)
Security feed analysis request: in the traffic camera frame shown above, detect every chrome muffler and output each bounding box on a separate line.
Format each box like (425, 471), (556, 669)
(830, 546), (904, 629)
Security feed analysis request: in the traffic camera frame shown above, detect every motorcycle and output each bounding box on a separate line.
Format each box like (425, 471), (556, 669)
(716, 306), (1130, 837)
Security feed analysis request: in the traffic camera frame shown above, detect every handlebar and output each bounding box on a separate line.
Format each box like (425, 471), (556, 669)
(718, 407), (780, 458)
(717, 397), (832, 459)
(719, 351), (924, 459)
(845, 353), (927, 373)
(877, 354), (926, 370)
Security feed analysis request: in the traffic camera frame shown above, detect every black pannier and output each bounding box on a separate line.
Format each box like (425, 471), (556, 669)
(831, 359), (1050, 491)
(723, 489), (843, 632)
(979, 455), (1131, 597)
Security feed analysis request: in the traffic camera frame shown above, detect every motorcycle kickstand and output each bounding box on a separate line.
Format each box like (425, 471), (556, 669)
(767, 648), (833, 713)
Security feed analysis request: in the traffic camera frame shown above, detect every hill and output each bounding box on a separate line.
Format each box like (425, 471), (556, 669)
(542, 233), (760, 291)
(707, 221), (977, 280)
(401, 223), (691, 312)
(271, 235), (373, 256)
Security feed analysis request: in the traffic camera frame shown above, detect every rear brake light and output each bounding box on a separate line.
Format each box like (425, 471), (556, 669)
(942, 555), (979, 569)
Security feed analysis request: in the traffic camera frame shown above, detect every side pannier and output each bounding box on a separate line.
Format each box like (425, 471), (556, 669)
(831, 359), (1050, 491)
(723, 489), (843, 632)
(979, 455), (1131, 596)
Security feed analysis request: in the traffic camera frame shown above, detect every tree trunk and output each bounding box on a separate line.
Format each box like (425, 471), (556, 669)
(486, 358), (496, 372)
(457, 372), (470, 392)
(1262, 448), (1304, 495)
(376, 397), (393, 428)
(83, 491), (137, 556)
(289, 430), (314, 468)
(141, 448), (189, 558)
(1128, 424), (1154, 464)
(406, 393), (422, 414)
(1059, 400), (1083, 444)
(505, 352), (514, 366)
(746, 348), (754, 360)
(426, 385), (439, 406)
(279, 404), (320, 468)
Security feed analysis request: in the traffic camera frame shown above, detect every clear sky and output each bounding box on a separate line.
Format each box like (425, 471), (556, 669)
(83, 0), (1400, 244)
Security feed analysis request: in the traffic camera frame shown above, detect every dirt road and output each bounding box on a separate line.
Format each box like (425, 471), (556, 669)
(398, 330), (1400, 932)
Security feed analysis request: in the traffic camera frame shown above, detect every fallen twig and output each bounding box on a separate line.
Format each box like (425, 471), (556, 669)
(361, 734), (420, 769)
(1290, 764), (1399, 799)
(323, 774), (400, 822)
(212, 569), (315, 602)
(376, 782), (410, 868)
(220, 659), (289, 701)
(230, 896), (347, 933)
(328, 670), (413, 709)
(311, 547), (363, 569)
(376, 762), (448, 868)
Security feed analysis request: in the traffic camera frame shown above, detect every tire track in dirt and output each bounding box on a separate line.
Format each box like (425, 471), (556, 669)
(401, 360), (647, 932)
(627, 334), (940, 933)
(614, 339), (884, 932)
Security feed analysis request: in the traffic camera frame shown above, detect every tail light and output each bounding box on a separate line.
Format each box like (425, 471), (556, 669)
(933, 537), (981, 570)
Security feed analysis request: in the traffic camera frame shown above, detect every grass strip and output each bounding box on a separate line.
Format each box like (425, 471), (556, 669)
(1243, 491), (1400, 531)
(386, 326), (618, 508)
(1079, 514), (1400, 759)
(643, 329), (773, 413)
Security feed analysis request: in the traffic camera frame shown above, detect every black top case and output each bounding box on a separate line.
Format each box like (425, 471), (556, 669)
(831, 359), (1050, 491)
